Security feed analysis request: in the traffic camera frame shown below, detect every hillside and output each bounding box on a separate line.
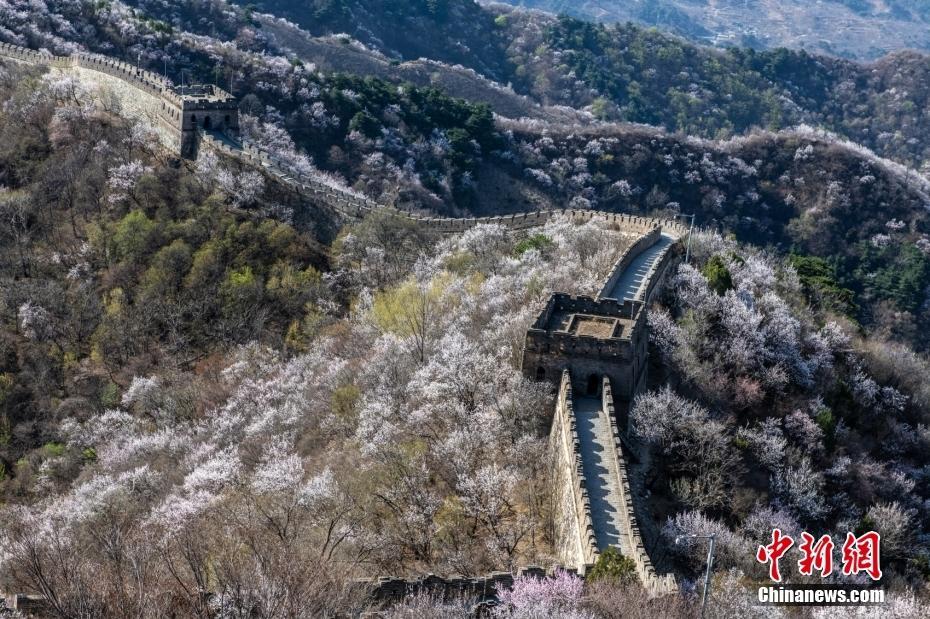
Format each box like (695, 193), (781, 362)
(1, 0), (930, 616)
(497, 10), (930, 168)
(255, 14), (587, 124)
(1, 66), (929, 615)
(0, 66), (930, 617)
(5, 0), (930, 340)
(498, 0), (930, 60)
(231, 0), (514, 80)
(7, 0), (930, 169)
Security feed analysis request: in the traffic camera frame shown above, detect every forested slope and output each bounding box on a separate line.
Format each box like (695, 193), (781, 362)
(1, 0), (930, 615)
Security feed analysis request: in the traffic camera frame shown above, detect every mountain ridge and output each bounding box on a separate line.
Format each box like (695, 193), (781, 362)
(494, 0), (930, 60)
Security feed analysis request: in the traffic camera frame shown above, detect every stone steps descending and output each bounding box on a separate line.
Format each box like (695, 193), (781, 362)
(608, 234), (675, 301)
(572, 396), (630, 556)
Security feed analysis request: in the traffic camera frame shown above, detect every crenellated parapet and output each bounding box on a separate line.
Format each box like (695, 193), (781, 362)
(0, 42), (55, 64)
(544, 371), (678, 596)
(548, 371), (600, 570)
(361, 565), (584, 606)
(200, 127), (695, 238)
(636, 236), (682, 305)
(599, 378), (678, 595)
(522, 293), (648, 399)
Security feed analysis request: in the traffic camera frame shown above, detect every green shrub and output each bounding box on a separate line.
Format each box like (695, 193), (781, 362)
(43, 442), (66, 458)
(789, 254), (856, 316)
(0, 373), (12, 407)
(854, 243), (930, 314)
(349, 110), (381, 138)
(701, 255), (733, 295)
(815, 407), (835, 436)
(587, 546), (637, 583)
(0, 414), (10, 446)
(100, 380), (121, 409)
(112, 210), (158, 263)
(514, 233), (554, 256)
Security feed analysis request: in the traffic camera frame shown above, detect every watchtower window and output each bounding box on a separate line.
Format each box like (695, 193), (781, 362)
(535, 366), (545, 381)
(203, 116), (212, 129)
(224, 114), (231, 125)
(586, 374), (600, 396)
(190, 114), (197, 126)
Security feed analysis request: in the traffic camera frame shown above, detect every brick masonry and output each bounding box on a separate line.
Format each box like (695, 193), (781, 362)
(548, 371), (600, 570)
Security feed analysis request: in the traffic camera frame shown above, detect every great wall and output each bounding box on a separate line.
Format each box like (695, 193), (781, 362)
(523, 225), (683, 596)
(0, 43), (687, 604)
(0, 42), (238, 156)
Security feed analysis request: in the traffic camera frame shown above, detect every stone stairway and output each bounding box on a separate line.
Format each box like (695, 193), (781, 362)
(608, 233), (675, 301)
(572, 396), (630, 555)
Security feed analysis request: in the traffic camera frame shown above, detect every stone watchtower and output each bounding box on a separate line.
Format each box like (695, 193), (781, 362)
(521, 293), (649, 410)
(167, 84), (239, 157)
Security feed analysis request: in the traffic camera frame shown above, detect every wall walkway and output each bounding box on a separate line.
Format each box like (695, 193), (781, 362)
(552, 371), (676, 595)
(606, 233), (676, 302)
(573, 395), (628, 554)
(548, 372), (600, 571)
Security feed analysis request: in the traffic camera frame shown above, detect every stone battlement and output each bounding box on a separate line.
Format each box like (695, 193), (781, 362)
(545, 370), (678, 596)
(200, 129), (694, 238)
(548, 371), (600, 570)
(522, 293), (648, 398)
(361, 565), (580, 606)
(599, 378), (677, 595)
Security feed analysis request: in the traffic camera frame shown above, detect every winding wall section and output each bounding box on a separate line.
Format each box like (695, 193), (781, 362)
(2, 43), (686, 596)
(0, 43), (236, 155)
(202, 131), (690, 235)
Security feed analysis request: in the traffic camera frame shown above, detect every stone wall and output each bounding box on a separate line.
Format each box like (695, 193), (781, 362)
(67, 65), (181, 152)
(0, 43), (237, 156)
(637, 239), (683, 305)
(360, 565), (578, 607)
(597, 227), (661, 299)
(0, 43), (184, 150)
(522, 294), (647, 398)
(2, 592), (49, 615)
(599, 378), (678, 596)
(548, 371), (599, 571)
(0, 41), (57, 65)
(201, 129), (698, 238)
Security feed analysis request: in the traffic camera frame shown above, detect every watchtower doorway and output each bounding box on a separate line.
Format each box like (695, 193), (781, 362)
(203, 116), (212, 130)
(586, 374), (600, 396)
